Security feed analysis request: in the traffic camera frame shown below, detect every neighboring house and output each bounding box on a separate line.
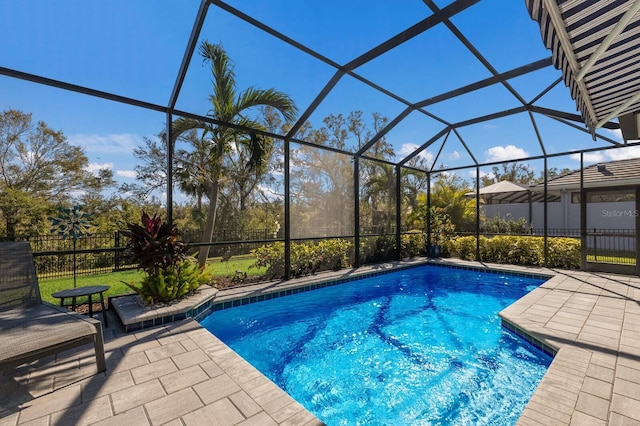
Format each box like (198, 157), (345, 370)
(475, 157), (640, 233)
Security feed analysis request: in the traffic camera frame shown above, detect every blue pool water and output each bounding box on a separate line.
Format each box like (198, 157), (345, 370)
(201, 265), (552, 425)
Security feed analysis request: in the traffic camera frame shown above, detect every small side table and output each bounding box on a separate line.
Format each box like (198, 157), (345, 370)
(52, 285), (110, 327)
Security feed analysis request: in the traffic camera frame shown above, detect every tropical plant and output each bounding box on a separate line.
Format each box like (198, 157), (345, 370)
(171, 41), (298, 266)
(130, 261), (210, 305)
(122, 212), (210, 304)
(123, 212), (186, 273)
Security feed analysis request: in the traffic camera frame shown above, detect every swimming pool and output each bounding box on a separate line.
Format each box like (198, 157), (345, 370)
(201, 264), (552, 425)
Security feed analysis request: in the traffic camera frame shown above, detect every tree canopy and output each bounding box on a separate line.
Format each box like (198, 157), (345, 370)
(0, 109), (114, 238)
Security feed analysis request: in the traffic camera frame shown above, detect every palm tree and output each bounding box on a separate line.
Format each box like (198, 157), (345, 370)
(172, 41), (297, 266)
(362, 162), (426, 232)
(429, 175), (476, 233)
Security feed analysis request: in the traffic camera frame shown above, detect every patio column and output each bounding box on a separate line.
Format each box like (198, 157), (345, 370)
(354, 157), (360, 267)
(543, 157), (548, 266)
(427, 173), (432, 249)
(395, 164), (402, 261)
(284, 137), (291, 280)
(166, 112), (174, 224)
(476, 166), (481, 260)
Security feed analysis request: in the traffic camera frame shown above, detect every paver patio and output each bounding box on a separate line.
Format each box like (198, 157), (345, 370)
(1, 259), (639, 425)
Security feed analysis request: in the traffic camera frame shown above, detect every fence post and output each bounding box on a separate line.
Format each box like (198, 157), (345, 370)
(114, 231), (121, 271)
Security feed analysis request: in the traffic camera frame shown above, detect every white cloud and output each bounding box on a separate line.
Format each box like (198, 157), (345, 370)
(398, 143), (434, 164)
(483, 124), (497, 130)
(604, 128), (623, 141)
(470, 169), (494, 180)
(605, 145), (640, 161)
(68, 133), (142, 154)
(569, 146), (640, 164)
(484, 145), (529, 162)
(569, 151), (604, 163)
(448, 151), (460, 161)
(258, 185), (284, 202)
(84, 162), (113, 174)
(116, 170), (137, 179)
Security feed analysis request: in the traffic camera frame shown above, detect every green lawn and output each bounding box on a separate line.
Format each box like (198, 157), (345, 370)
(39, 254), (265, 305)
(586, 254), (636, 265)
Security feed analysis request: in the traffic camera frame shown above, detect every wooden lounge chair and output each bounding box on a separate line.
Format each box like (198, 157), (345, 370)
(0, 241), (106, 373)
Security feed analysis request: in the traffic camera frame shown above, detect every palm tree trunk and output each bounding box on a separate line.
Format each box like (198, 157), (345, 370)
(197, 175), (221, 266)
(197, 146), (225, 267)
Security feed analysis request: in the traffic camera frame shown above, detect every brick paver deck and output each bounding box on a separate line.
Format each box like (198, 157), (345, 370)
(0, 312), (323, 425)
(1, 259), (639, 425)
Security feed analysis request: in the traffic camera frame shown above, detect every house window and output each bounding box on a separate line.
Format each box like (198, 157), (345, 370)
(585, 189), (636, 203)
(571, 192), (580, 203)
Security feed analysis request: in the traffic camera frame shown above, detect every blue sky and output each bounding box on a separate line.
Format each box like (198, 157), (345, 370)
(1, 0), (639, 194)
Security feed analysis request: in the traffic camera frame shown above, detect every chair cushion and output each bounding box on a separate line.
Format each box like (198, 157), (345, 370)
(0, 305), (96, 364)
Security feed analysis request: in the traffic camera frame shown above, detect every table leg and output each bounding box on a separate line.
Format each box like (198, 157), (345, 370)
(88, 294), (94, 318)
(71, 297), (77, 312)
(59, 298), (64, 308)
(99, 291), (109, 328)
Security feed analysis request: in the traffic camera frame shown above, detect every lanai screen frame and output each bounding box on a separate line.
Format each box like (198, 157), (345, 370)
(2, 0), (640, 278)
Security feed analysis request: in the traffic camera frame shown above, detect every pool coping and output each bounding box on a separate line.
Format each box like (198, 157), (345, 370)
(111, 285), (219, 332)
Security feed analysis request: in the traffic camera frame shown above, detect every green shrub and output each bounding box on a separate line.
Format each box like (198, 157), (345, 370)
(509, 236), (543, 265)
(252, 242), (285, 278)
(447, 235), (580, 269)
(547, 237), (581, 269)
(316, 239), (353, 270)
(252, 239), (353, 279)
(401, 231), (426, 258)
(447, 236), (480, 260)
(360, 235), (396, 264)
(483, 235), (508, 263)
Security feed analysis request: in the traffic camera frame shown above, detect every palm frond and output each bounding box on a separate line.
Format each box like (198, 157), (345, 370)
(235, 88), (298, 123)
(171, 117), (208, 143)
(200, 41), (237, 120)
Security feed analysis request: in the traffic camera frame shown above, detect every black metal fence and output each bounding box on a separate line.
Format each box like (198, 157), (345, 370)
(585, 229), (636, 265)
(6, 228), (280, 279)
(7, 226), (636, 278)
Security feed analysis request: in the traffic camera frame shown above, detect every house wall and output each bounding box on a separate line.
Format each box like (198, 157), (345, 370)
(586, 201), (636, 230)
(481, 197), (636, 231)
